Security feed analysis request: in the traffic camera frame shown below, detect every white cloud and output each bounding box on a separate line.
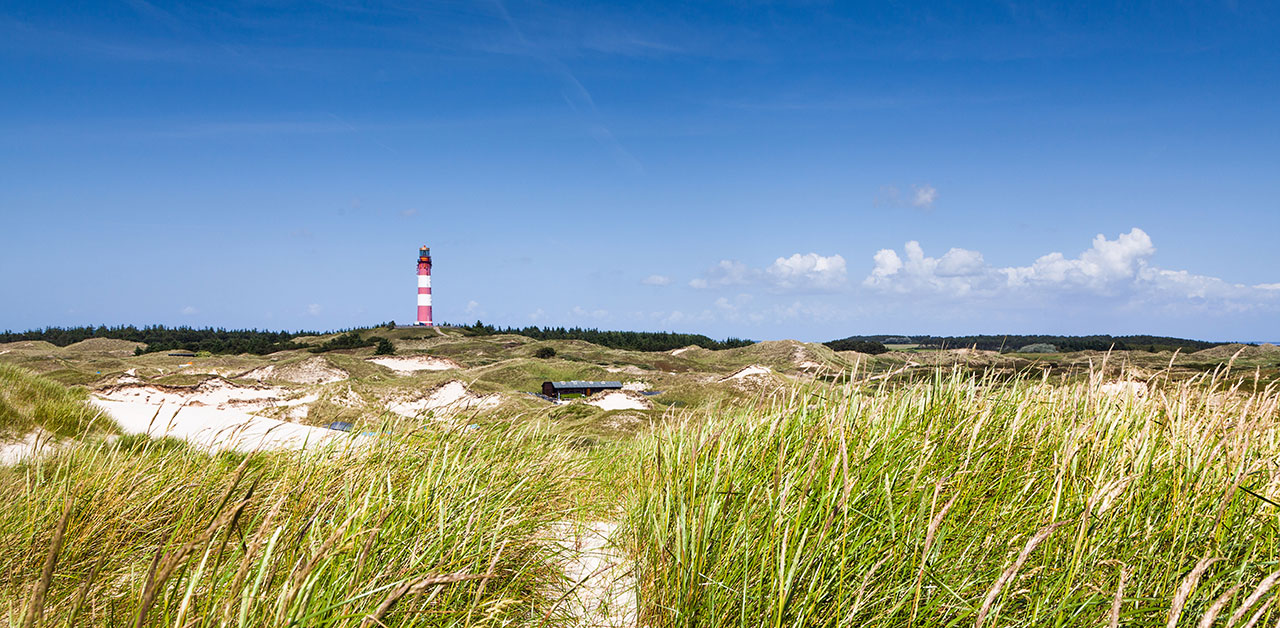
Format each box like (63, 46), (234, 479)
(180, 305), (197, 315)
(876, 184), (938, 209)
(690, 260), (754, 289)
(641, 274), (672, 286)
(465, 300), (481, 314)
(307, 303), (322, 316)
(766, 253), (847, 291)
(692, 254), (846, 293)
(1003, 228), (1154, 289)
(912, 184), (938, 208)
(863, 228), (1280, 310)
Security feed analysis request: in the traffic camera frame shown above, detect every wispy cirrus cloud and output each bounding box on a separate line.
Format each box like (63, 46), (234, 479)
(876, 184), (938, 209)
(690, 253), (847, 293)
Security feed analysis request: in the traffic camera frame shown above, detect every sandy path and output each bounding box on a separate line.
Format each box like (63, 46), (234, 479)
(91, 399), (343, 453)
(550, 520), (637, 627)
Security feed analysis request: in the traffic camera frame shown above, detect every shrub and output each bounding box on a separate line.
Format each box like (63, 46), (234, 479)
(375, 338), (396, 355)
(1018, 343), (1057, 353)
(534, 347), (557, 359)
(823, 339), (889, 354)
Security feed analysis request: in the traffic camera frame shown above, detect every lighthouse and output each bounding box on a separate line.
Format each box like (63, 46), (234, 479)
(416, 245), (433, 326)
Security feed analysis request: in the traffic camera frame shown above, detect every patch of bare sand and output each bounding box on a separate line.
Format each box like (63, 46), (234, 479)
(548, 521), (636, 628)
(96, 378), (316, 413)
(387, 380), (500, 418)
(0, 428), (58, 465)
(366, 355), (461, 373)
(585, 390), (651, 411)
(91, 398), (344, 453)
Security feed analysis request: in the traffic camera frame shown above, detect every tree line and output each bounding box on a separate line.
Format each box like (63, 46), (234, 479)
(824, 334), (1223, 353)
(0, 325), (313, 355)
(457, 321), (755, 352)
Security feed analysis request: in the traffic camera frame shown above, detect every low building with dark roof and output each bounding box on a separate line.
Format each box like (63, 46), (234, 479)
(541, 380), (623, 399)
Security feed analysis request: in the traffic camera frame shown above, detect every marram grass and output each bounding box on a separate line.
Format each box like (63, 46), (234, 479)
(5, 364), (1280, 627)
(1, 422), (589, 627)
(621, 367), (1280, 627)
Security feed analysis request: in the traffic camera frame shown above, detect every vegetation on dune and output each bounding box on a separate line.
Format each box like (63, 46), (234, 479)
(7, 330), (1280, 627)
(0, 364), (117, 439)
(308, 331), (392, 354)
(823, 338), (889, 354)
(826, 334), (1224, 353)
(622, 369), (1280, 626)
(1, 422), (589, 626)
(456, 321), (755, 352)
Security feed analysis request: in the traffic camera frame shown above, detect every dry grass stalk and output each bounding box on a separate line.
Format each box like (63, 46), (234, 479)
(277, 510), (358, 620)
(1228, 569), (1280, 625)
(354, 509), (393, 577)
(64, 552), (106, 628)
(222, 493), (286, 620)
(911, 488), (959, 623)
(1108, 565), (1132, 628)
(21, 495), (73, 628)
(1239, 597), (1273, 628)
(134, 497), (251, 628)
(851, 555), (890, 617)
(360, 571), (495, 628)
(1168, 556), (1224, 628)
(975, 519), (1072, 628)
(1197, 583), (1243, 628)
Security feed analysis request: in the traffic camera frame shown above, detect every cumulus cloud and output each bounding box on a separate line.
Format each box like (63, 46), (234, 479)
(306, 303), (322, 316)
(863, 228), (1280, 310)
(766, 253), (847, 290)
(180, 305), (198, 315)
(692, 254), (846, 293)
(876, 184), (938, 209)
(641, 274), (672, 286)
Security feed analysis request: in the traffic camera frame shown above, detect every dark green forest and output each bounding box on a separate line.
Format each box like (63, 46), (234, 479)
(1, 323), (753, 355)
(457, 321), (755, 352)
(0, 325), (312, 355)
(824, 334), (1224, 353)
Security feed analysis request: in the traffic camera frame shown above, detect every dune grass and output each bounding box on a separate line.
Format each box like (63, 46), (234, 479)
(1, 421), (593, 626)
(0, 364), (117, 440)
(7, 359), (1280, 627)
(622, 366), (1280, 627)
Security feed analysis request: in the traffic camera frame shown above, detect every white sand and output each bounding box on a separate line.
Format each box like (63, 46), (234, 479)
(388, 381), (499, 418)
(0, 429), (56, 465)
(548, 521), (637, 628)
(620, 381), (649, 391)
(96, 379), (313, 413)
(722, 365), (772, 381)
(587, 391), (651, 411)
(669, 346), (695, 356)
(91, 398), (342, 453)
(366, 355), (460, 373)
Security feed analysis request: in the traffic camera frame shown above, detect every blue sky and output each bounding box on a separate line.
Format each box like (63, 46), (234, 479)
(2, 1), (1277, 342)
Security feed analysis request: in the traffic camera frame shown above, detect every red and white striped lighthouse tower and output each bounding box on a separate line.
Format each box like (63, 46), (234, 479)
(416, 245), (433, 326)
